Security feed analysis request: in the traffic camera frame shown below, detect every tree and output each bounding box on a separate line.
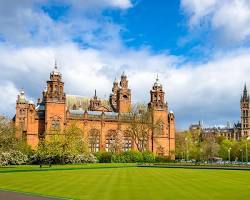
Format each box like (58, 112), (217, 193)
(126, 105), (162, 152)
(201, 137), (220, 160)
(0, 117), (32, 154)
(38, 122), (88, 160)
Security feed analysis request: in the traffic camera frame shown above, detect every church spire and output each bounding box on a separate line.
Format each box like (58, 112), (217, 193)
(242, 83), (249, 101)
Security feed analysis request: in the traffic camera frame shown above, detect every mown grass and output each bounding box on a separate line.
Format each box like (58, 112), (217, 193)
(0, 164), (250, 200)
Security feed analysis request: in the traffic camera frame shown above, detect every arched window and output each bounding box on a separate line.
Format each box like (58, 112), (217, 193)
(20, 109), (25, 116)
(88, 129), (100, 152)
(105, 130), (118, 152)
(123, 131), (132, 151)
(138, 135), (148, 152)
(51, 119), (60, 130)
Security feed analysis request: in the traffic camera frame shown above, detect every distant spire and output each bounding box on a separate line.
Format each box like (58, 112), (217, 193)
(54, 59), (58, 70)
(94, 89), (97, 97)
(121, 71), (126, 78)
(243, 83), (248, 100)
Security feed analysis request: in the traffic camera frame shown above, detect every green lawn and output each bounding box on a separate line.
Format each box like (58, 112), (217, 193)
(0, 164), (250, 200)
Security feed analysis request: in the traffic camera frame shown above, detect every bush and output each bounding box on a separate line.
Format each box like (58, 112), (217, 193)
(111, 151), (155, 163)
(142, 151), (155, 163)
(95, 152), (113, 163)
(29, 153), (97, 165)
(0, 150), (28, 165)
(155, 155), (171, 163)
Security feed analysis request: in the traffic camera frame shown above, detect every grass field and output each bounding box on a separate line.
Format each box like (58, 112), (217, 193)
(0, 164), (250, 200)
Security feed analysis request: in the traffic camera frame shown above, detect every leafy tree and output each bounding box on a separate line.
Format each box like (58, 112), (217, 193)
(0, 117), (32, 154)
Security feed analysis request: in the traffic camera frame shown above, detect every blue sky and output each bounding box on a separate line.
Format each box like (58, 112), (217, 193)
(1, 0), (250, 129)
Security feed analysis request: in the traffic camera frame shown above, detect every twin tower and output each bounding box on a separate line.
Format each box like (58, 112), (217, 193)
(14, 65), (175, 158)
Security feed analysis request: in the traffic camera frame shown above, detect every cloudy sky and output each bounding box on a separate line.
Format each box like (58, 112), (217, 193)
(1, 0), (250, 130)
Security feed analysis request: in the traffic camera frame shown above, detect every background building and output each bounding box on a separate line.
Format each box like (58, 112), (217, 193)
(189, 84), (250, 141)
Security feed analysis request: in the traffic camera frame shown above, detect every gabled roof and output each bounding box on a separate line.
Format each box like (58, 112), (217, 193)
(66, 94), (112, 111)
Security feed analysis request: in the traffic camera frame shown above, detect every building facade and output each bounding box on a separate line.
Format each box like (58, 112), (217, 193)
(14, 65), (175, 158)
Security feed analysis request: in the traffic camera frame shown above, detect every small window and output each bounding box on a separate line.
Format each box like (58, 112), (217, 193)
(51, 119), (60, 130)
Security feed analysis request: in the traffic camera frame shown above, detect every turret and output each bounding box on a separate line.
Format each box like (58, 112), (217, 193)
(148, 75), (167, 110)
(89, 90), (101, 111)
(110, 78), (119, 111)
(44, 63), (66, 132)
(110, 73), (131, 113)
(117, 72), (131, 113)
(15, 89), (28, 138)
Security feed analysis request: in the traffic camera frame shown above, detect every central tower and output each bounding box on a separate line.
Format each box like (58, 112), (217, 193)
(117, 72), (131, 113)
(44, 63), (66, 132)
(110, 72), (131, 113)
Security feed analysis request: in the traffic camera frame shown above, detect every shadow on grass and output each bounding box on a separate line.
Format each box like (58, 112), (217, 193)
(138, 164), (250, 171)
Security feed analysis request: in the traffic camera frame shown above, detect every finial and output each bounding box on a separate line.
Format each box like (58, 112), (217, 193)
(94, 89), (97, 97)
(156, 74), (159, 81)
(21, 87), (24, 95)
(122, 71), (126, 77)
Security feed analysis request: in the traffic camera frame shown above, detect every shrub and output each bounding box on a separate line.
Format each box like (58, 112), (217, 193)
(0, 150), (28, 165)
(95, 152), (113, 163)
(155, 155), (171, 163)
(111, 151), (155, 163)
(142, 151), (155, 163)
(29, 153), (97, 165)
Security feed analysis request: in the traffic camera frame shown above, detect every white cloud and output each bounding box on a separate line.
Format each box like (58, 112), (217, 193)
(0, 82), (19, 117)
(181, 0), (250, 44)
(66, 0), (132, 9)
(0, 0), (132, 46)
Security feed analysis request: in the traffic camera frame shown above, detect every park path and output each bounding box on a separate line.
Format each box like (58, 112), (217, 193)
(0, 190), (65, 200)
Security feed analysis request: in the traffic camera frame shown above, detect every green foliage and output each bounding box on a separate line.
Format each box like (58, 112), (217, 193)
(29, 153), (97, 164)
(142, 151), (155, 163)
(176, 129), (250, 162)
(111, 151), (155, 163)
(95, 152), (113, 163)
(155, 155), (172, 163)
(0, 117), (32, 155)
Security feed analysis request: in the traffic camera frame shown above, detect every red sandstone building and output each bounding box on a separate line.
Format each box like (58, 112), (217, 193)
(14, 65), (175, 158)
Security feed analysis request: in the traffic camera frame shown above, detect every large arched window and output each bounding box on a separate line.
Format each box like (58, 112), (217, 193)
(123, 131), (132, 151)
(138, 134), (148, 152)
(88, 129), (100, 152)
(105, 130), (118, 152)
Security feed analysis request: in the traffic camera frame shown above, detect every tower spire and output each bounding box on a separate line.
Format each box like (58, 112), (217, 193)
(94, 89), (97, 98)
(54, 59), (58, 70)
(243, 83), (249, 100)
